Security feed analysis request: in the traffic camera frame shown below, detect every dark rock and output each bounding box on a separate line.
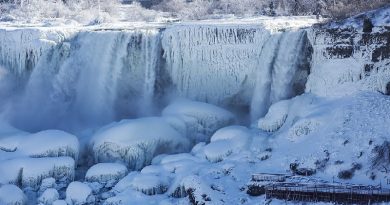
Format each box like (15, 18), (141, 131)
(363, 18), (374, 33)
(338, 169), (354, 179)
(247, 184), (265, 196)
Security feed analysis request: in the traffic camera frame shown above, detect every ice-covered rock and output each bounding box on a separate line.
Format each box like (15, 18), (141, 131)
(162, 100), (235, 143)
(38, 177), (57, 194)
(16, 130), (79, 161)
(0, 157), (75, 189)
(85, 163), (128, 187)
(38, 188), (59, 205)
(66, 181), (95, 205)
(127, 173), (170, 195)
(0, 184), (26, 205)
(179, 175), (224, 205)
(90, 117), (190, 170)
(307, 20), (390, 97)
(210, 126), (252, 142)
(201, 126), (252, 162)
(257, 100), (290, 132)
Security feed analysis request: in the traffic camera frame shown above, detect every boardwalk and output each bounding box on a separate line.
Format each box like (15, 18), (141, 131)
(248, 174), (390, 204)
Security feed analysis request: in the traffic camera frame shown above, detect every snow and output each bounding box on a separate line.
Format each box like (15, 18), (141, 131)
(0, 156), (75, 189)
(38, 188), (59, 205)
(0, 184), (26, 205)
(125, 173), (170, 195)
(15, 130), (79, 160)
(257, 100), (290, 132)
(162, 99), (235, 143)
(66, 181), (94, 205)
(202, 126), (252, 162)
(0, 9), (389, 205)
(85, 163), (128, 187)
(52, 200), (67, 205)
(90, 117), (190, 170)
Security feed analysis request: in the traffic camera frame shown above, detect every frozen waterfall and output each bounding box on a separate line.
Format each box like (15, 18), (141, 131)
(0, 23), (311, 132)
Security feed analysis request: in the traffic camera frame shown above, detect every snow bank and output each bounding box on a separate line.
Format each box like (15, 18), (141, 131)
(91, 117), (190, 170)
(0, 184), (26, 205)
(257, 100), (290, 132)
(0, 157), (75, 189)
(38, 188), (59, 205)
(16, 130), (79, 160)
(66, 181), (94, 205)
(85, 163), (128, 187)
(126, 173), (170, 195)
(162, 100), (235, 143)
(203, 126), (252, 162)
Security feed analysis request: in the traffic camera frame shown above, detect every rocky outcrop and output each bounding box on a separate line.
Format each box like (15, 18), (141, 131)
(307, 22), (390, 96)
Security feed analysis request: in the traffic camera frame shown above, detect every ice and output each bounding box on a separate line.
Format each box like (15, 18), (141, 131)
(3, 28), (161, 132)
(0, 28), (74, 74)
(126, 173), (170, 195)
(162, 99), (235, 143)
(85, 163), (128, 187)
(257, 99), (290, 132)
(38, 188), (59, 205)
(0, 184), (26, 205)
(38, 177), (56, 194)
(203, 126), (252, 162)
(52, 200), (67, 205)
(90, 117), (190, 170)
(15, 130), (79, 161)
(0, 157), (75, 189)
(66, 181), (95, 205)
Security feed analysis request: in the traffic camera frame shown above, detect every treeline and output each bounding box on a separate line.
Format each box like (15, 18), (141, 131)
(152, 0), (390, 19)
(0, 0), (389, 21)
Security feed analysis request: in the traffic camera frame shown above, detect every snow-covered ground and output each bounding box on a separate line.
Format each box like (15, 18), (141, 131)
(0, 7), (390, 205)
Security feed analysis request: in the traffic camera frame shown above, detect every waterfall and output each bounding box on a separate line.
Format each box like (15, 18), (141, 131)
(1, 29), (161, 132)
(0, 24), (311, 132)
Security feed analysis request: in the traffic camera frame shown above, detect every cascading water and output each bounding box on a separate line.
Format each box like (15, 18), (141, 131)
(0, 29), (161, 132)
(0, 23), (311, 132)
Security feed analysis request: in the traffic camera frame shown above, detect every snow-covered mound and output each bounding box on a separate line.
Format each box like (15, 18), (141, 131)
(257, 100), (290, 132)
(115, 173), (169, 195)
(90, 117), (190, 170)
(12, 130), (79, 160)
(66, 181), (95, 205)
(258, 92), (390, 185)
(0, 156), (75, 189)
(201, 126), (253, 162)
(85, 163), (128, 188)
(38, 188), (59, 205)
(0, 184), (26, 205)
(162, 99), (235, 143)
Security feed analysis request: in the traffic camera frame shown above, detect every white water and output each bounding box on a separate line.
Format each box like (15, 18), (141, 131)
(0, 24), (309, 132)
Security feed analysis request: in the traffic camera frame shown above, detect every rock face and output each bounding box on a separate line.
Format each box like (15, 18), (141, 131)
(307, 24), (390, 97)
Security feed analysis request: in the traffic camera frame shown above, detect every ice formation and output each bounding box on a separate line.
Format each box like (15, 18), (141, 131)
(0, 19), (314, 132)
(162, 99), (235, 143)
(38, 188), (60, 205)
(0, 184), (26, 205)
(66, 181), (94, 205)
(85, 163), (128, 187)
(90, 117), (190, 170)
(257, 99), (290, 132)
(0, 156), (75, 189)
(202, 126), (252, 162)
